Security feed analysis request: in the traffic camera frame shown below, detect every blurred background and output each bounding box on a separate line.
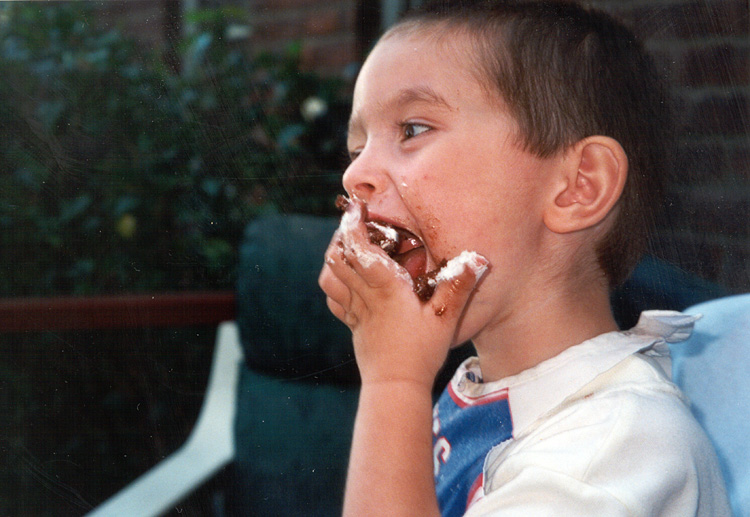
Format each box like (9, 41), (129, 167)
(0, 0), (747, 515)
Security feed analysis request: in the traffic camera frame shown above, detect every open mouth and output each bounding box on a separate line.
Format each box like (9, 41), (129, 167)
(369, 222), (446, 301)
(336, 195), (442, 301)
(368, 221), (427, 280)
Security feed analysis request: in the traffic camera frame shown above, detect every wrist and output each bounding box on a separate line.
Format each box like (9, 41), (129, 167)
(346, 377), (439, 515)
(358, 368), (439, 395)
(352, 333), (449, 391)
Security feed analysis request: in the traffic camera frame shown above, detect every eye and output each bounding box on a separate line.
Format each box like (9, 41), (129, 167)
(402, 122), (431, 140)
(347, 149), (361, 162)
(347, 142), (363, 162)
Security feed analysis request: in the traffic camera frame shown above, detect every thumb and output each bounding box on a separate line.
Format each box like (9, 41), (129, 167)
(429, 251), (489, 317)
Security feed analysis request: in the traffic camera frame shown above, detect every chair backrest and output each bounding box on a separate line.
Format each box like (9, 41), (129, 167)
(670, 293), (750, 517)
(230, 213), (359, 515)
(236, 213), (358, 384)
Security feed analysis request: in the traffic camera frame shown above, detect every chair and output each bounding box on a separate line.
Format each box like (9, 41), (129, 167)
(89, 214), (360, 516)
(87, 321), (244, 517)
(86, 210), (743, 515)
(670, 293), (750, 517)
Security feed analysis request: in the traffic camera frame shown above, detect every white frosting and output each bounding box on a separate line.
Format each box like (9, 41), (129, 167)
(432, 251), (488, 285)
(367, 221), (400, 248)
(337, 202), (411, 283)
(338, 201), (362, 233)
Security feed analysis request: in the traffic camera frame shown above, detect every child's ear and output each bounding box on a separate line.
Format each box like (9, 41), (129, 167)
(544, 136), (628, 234)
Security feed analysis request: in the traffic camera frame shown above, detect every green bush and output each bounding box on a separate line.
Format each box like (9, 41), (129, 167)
(0, 3), (349, 296)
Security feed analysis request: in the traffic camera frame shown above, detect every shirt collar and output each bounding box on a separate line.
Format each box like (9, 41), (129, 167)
(450, 310), (699, 438)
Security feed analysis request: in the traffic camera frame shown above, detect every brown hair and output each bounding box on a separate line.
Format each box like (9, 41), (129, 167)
(392, 0), (672, 288)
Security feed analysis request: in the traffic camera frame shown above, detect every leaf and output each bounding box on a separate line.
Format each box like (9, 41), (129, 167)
(201, 238), (233, 267)
(114, 195), (139, 217)
(277, 123), (306, 151)
(201, 178), (222, 197)
(36, 100), (66, 132)
(182, 32), (212, 78)
(59, 195), (92, 225)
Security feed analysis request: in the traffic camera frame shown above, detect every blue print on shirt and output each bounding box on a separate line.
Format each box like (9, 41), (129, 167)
(433, 383), (513, 517)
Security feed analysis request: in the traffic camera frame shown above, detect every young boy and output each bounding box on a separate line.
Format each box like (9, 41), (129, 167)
(318, 1), (730, 515)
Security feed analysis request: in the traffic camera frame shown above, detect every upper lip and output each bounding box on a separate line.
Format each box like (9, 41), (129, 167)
(366, 213), (420, 245)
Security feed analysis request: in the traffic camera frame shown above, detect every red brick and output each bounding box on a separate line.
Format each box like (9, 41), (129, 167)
(245, 0), (359, 73)
(303, 8), (345, 36)
(95, 1), (169, 49)
(252, 17), (308, 42)
(251, 7), (347, 40)
(300, 34), (358, 72)
(252, 0), (332, 10)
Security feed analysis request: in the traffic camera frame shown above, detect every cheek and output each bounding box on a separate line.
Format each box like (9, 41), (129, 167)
(399, 185), (452, 260)
(417, 204), (477, 265)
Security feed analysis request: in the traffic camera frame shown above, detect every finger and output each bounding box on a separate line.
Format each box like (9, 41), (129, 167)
(324, 235), (374, 295)
(320, 259), (361, 328)
(340, 238), (404, 287)
(337, 217), (412, 289)
(429, 251), (489, 317)
(319, 261), (352, 311)
(325, 295), (357, 327)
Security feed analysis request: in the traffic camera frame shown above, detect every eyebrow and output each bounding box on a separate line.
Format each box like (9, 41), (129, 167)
(348, 85), (455, 136)
(393, 85), (454, 112)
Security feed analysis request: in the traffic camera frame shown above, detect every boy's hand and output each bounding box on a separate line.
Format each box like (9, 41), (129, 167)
(319, 199), (488, 389)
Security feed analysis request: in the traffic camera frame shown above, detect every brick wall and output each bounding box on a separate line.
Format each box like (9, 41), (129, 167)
(241, 0), (362, 75)
(95, 1), (182, 71)
(96, 0), (180, 51)
(584, 0), (749, 291)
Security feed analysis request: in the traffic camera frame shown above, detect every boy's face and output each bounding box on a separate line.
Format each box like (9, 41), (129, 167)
(344, 29), (561, 340)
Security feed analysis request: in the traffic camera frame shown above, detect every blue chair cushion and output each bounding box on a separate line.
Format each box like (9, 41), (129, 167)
(228, 366), (358, 516)
(236, 213), (358, 384)
(672, 293), (750, 517)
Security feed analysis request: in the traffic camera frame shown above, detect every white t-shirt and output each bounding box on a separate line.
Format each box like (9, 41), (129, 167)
(436, 311), (731, 516)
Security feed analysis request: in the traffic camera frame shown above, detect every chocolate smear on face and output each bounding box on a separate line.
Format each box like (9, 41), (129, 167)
(414, 259), (447, 302)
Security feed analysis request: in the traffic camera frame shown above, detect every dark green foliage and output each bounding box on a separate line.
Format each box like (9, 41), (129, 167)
(0, 2), (348, 296)
(0, 3), (351, 514)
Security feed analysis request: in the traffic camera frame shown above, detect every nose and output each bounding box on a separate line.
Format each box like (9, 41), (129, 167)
(342, 146), (389, 202)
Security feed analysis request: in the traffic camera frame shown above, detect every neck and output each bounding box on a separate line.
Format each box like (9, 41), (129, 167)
(471, 276), (618, 382)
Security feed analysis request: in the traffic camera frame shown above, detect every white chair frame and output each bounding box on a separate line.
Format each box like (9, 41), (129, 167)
(87, 321), (243, 517)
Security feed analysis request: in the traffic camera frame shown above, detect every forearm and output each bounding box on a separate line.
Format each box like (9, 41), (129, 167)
(343, 380), (440, 517)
